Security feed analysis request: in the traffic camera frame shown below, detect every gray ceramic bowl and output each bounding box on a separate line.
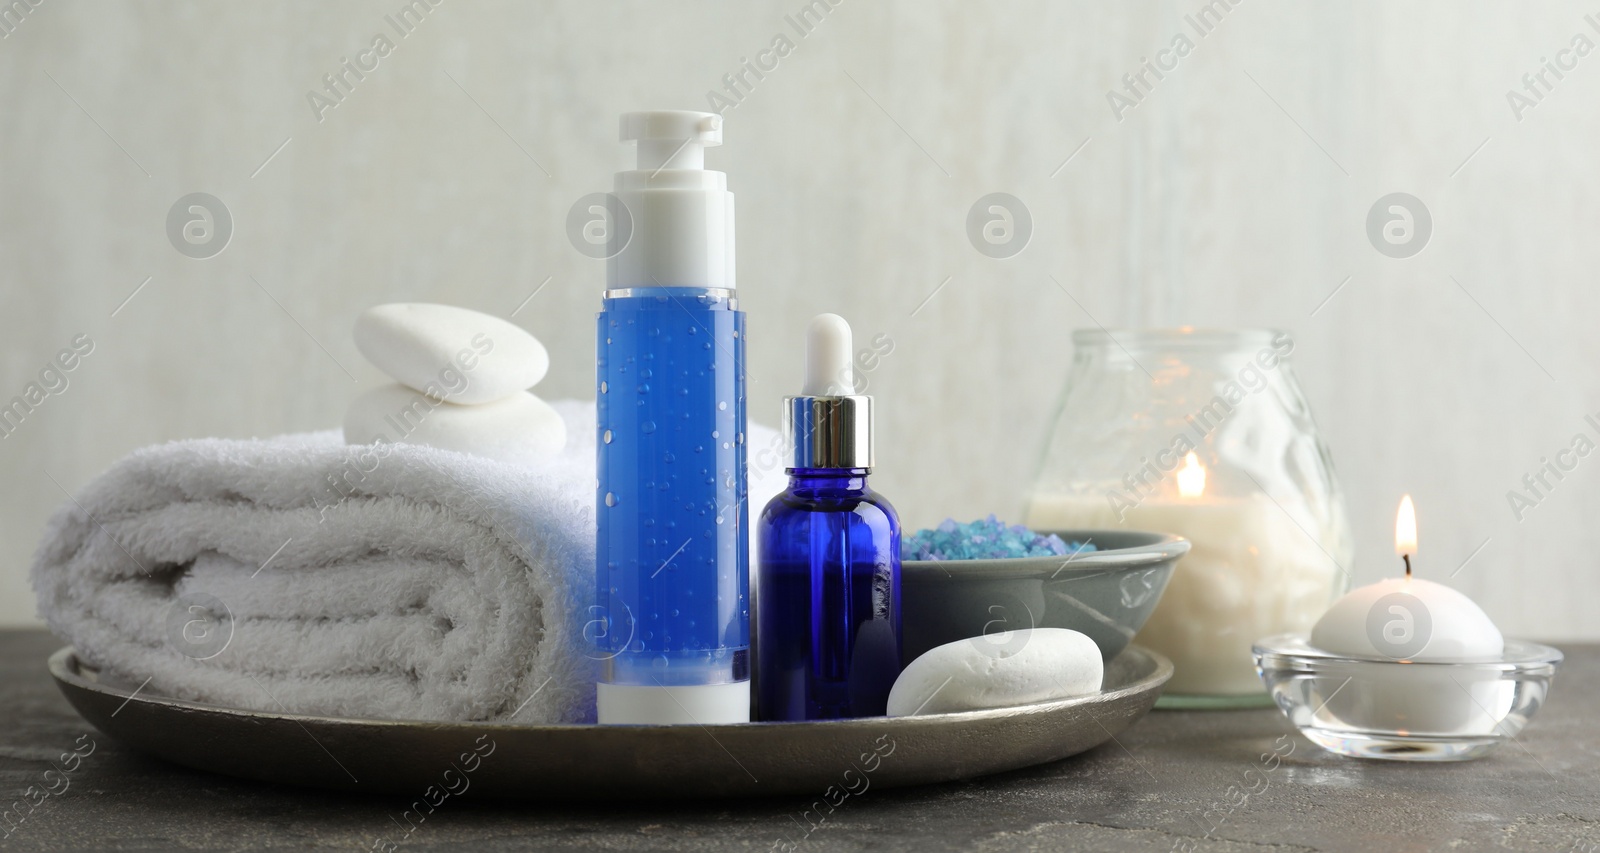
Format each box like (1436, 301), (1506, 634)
(902, 529), (1190, 665)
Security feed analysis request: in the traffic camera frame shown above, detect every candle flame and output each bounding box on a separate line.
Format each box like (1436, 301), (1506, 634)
(1395, 494), (1417, 557)
(1177, 452), (1206, 498)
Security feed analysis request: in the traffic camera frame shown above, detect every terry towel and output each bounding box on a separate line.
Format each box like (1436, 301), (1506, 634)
(31, 400), (783, 724)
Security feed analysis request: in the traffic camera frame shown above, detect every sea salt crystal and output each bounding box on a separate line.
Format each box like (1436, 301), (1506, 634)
(902, 514), (1096, 561)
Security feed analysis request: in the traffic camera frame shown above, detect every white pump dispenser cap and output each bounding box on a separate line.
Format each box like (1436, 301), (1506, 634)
(620, 110), (721, 171)
(609, 110), (736, 291)
(802, 313), (854, 396)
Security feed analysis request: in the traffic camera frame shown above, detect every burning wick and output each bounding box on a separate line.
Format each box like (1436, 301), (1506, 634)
(1395, 494), (1417, 580)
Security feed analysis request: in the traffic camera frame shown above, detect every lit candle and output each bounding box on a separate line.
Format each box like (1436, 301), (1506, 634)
(1311, 495), (1502, 662)
(1027, 452), (1339, 696)
(1308, 496), (1508, 733)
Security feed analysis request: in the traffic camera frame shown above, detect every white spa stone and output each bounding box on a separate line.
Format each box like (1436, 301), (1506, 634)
(354, 303), (550, 405)
(886, 627), (1103, 716)
(344, 384), (566, 467)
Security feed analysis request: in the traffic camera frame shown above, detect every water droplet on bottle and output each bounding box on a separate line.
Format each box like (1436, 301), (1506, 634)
(641, 368), (652, 380)
(642, 421), (656, 434)
(663, 452), (675, 463)
(605, 492), (617, 507)
(718, 401), (727, 411)
(603, 430), (612, 444)
(687, 326), (697, 335)
(637, 383), (649, 394)
(600, 381), (608, 393)
(737, 433), (744, 444)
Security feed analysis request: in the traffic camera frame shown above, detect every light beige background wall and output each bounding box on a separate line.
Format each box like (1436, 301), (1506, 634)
(2, 1), (1595, 637)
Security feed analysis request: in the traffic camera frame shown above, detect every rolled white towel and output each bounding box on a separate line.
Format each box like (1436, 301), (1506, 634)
(30, 400), (784, 724)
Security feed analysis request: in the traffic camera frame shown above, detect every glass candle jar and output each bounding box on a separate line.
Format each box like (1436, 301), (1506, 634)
(1024, 329), (1353, 706)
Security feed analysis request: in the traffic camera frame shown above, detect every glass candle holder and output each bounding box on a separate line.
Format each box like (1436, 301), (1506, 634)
(1024, 329), (1353, 707)
(1253, 634), (1562, 761)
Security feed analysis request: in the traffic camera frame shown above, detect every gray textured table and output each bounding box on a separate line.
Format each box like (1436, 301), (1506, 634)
(1, 629), (1595, 852)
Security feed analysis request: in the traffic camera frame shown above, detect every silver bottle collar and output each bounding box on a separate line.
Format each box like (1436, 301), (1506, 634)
(784, 395), (872, 469)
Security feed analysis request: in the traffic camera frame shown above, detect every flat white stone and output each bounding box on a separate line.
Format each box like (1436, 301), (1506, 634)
(354, 303), (549, 405)
(344, 384), (566, 467)
(886, 628), (1103, 716)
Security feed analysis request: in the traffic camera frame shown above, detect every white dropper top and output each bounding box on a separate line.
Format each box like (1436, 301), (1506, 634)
(786, 313), (872, 468)
(803, 313), (853, 396)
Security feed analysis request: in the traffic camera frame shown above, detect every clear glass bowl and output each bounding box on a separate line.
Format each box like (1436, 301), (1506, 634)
(1025, 329), (1353, 706)
(1253, 634), (1563, 761)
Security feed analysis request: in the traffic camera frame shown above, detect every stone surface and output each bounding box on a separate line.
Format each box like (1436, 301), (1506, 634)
(1, 630), (1597, 851)
(344, 384), (566, 467)
(888, 628), (1103, 716)
(354, 304), (550, 405)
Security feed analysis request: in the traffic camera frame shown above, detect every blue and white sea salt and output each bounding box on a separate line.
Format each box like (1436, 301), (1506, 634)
(902, 515), (1097, 561)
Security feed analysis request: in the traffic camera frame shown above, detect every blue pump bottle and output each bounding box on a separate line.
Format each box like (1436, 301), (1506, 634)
(757, 314), (902, 720)
(596, 111), (748, 725)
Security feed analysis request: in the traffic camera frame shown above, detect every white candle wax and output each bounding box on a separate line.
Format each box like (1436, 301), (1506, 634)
(1309, 575), (1509, 734)
(1311, 576), (1503, 662)
(1306, 495), (1512, 734)
(1026, 491), (1340, 695)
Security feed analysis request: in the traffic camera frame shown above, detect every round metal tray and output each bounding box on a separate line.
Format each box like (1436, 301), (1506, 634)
(49, 645), (1170, 800)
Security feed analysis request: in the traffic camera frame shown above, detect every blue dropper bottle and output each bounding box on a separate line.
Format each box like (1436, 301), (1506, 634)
(596, 111), (748, 725)
(757, 314), (902, 720)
